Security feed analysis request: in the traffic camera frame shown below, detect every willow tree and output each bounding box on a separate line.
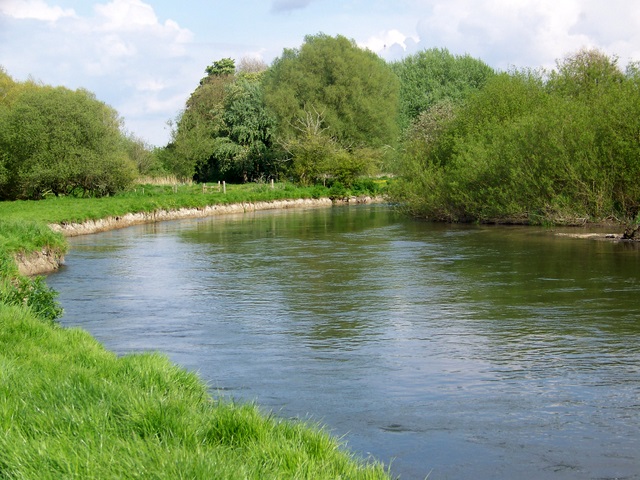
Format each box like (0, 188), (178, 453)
(391, 48), (495, 130)
(263, 33), (399, 184)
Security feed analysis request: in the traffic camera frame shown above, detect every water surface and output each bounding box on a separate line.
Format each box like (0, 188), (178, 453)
(47, 205), (640, 479)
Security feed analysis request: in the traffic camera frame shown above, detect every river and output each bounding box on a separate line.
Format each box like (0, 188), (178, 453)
(46, 204), (640, 479)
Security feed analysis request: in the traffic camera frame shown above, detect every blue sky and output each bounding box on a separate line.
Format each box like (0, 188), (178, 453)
(1, 0), (639, 146)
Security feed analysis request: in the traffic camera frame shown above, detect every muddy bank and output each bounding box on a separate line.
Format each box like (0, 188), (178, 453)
(18, 196), (381, 275)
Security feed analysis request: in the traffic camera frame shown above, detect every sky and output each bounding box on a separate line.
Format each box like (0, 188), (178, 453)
(1, 0), (639, 146)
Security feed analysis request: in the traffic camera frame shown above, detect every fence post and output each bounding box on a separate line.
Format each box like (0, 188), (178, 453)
(271, 179), (274, 189)
(223, 181), (226, 194)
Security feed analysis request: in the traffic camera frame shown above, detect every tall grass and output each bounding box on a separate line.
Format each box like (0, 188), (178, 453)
(0, 303), (390, 479)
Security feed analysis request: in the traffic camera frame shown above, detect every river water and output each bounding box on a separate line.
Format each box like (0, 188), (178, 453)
(47, 204), (640, 479)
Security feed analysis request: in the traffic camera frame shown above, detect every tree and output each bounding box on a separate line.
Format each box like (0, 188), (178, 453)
(547, 48), (624, 99)
(237, 57), (268, 81)
(123, 133), (164, 177)
(393, 49), (640, 224)
(168, 64), (234, 180)
(0, 85), (135, 199)
(204, 58), (236, 78)
(217, 78), (276, 182)
(262, 33), (399, 184)
(264, 33), (400, 149)
(169, 57), (277, 183)
(392, 48), (495, 130)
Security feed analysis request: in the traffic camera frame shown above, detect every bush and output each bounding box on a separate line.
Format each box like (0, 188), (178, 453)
(0, 276), (63, 323)
(328, 182), (347, 199)
(0, 84), (136, 199)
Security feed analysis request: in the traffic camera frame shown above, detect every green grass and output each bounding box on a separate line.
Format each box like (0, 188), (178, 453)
(0, 183), (324, 225)
(0, 220), (67, 277)
(0, 303), (390, 479)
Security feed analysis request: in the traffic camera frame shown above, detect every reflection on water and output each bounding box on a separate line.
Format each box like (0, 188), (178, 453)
(47, 205), (640, 480)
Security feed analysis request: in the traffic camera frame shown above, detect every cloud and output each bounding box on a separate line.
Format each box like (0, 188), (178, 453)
(360, 29), (420, 60)
(0, 0), (199, 145)
(271, 0), (314, 13)
(366, 0), (640, 70)
(0, 0), (76, 21)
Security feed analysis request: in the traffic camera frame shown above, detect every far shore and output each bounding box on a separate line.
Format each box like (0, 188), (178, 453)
(17, 195), (384, 276)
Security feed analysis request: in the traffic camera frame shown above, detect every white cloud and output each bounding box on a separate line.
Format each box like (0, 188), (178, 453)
(366, 0), (640, 70)
(3, 0), (639, 146)
(0, 0), (199, 145)
(94, 0), (158, 30)
(0, 0), (76, 21)
(360, 29), (418, 55)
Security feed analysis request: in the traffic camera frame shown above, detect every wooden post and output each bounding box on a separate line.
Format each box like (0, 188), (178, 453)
(271, 179), (274, 189)
(223, 181), (226, 194)
(217, 180), (221, 192)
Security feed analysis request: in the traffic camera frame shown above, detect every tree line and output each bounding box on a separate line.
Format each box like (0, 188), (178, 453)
(163, 34), (494, 190)
(2, 32), (639, 225)
(392, 49), (640, 224)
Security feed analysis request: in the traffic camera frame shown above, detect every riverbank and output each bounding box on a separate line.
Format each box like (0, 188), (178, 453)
(14, 195), (381, 275)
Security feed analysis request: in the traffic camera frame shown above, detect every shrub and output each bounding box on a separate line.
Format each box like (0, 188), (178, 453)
(0, 276), (63, 323)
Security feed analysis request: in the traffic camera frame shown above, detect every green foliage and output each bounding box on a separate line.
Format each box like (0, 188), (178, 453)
(215, 78), (277, 182)
(170, 61), (277, 183)
(0, 276), (63, 323)
(328, 181), (348, 199)
(124, 134), (166, 177)
(392, 48), (495, 129)
(263, 33), (400, 149)
(205, 57), (236, 77)
(394, 49), (640, 224)
(168, 73), (232, 180)
(547, 48), (625, 99)
(0, 84), (136, 199)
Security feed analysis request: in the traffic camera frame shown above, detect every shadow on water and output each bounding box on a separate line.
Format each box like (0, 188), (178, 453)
(48, 205), (640, 480)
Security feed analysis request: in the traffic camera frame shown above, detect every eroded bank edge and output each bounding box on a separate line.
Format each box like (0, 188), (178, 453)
(16, 196), (382, 275)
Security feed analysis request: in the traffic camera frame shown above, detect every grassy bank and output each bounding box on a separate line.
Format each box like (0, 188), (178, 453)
(0, 303), (389, 478)
(0, 181), (385, 224)
(0, 180), (392, 479)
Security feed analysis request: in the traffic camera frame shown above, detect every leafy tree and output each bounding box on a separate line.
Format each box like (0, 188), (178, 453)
(217, 78), (276, 182)
(264, 33), (400, 149)
(263, 33), (399, 184)
(547, 48), (625, 99)
(237, 57), (268, 82)
(205, 58), (236, 78)
(0, 85), (135, 199)
(170, 58), (278, 183)
(168, 68), (233, 180)
(123, 133), (165, 177)
(392, 48), (495, 129)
